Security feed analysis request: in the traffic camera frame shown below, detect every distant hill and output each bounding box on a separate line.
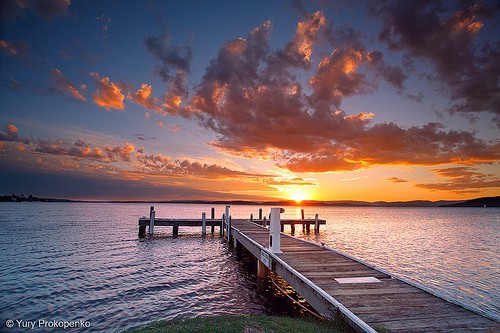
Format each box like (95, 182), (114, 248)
(439, 196), (500, 207)
(1, 194), (498, 207)
(0, 194), (74, 202)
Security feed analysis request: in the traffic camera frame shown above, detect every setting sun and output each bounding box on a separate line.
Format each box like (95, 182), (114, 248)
(290, 190), (308, 203)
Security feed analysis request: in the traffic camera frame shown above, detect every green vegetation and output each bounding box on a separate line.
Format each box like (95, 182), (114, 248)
(126, 315), (353, 333)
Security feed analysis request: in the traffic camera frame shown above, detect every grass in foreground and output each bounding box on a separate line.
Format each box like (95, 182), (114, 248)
(127, 315), (354, 333)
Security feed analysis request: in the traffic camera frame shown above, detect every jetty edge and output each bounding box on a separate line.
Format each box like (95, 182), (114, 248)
(138, 206), (499, 333)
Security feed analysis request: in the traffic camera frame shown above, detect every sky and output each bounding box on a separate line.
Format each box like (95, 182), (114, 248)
(0, 0), (499, 202)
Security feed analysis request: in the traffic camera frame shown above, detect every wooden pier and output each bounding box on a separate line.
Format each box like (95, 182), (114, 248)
(138, 206), (499, 333)
(138, 206), (326, 237)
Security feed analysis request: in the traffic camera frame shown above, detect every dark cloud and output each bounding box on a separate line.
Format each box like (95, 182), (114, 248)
(0, 39), (31, 62)
(372, 0), (500, 124)
(1, 0), (71, 20)
(50, 69), (86, 102)
(144, 33), (192, 83)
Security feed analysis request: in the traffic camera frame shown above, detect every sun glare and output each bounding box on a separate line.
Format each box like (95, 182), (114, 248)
(290, 190), (308, 203)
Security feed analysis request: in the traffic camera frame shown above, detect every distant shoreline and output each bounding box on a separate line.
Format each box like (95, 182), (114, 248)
(1, 194), (498, 207)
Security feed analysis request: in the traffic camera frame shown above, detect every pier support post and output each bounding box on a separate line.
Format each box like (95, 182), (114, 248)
(211, 208), (215, 234)
(149, 206), (155, 235)
(291, 223), (295, 234)
(314, 213), (319, 233)
(259, 208), (262, 220)
(257, 260), (269, 278)
(202, 212), (206, 235)
(269, 207), (283, 253)
(263, 216), (267, 227)
(220, 214), (225, 236)
(173, 225), (179, 237)
(301, 209), (305, 232)
(227, 216), (232, 244)
(250, 213), (253, 221)
(138, 226), (146, 238)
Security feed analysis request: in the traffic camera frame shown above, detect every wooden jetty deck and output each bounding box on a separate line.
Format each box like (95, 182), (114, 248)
(138, 206), (498, 332)
(228, 219), (499, 333)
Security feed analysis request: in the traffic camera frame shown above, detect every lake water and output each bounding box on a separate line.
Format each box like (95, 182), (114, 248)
(0, 203), (498, 332)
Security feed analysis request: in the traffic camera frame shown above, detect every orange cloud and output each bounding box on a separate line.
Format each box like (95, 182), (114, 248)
(416, 167), (500, 193)
(105, 142), (134, 161)
(6, 124), (18, 134)
(293, 11), (326, 62)
(0, 124), (19, 142)
(90, 73), (126, 111)
(187, 12), (500, 174)
(31, 138), (134, 163)
(127, 84), (162, 112)
(387, 177), (408, 183)
(137, 153), (271, 180)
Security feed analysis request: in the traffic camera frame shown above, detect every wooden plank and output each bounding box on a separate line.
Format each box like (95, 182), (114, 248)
(363, 316), (498, 332)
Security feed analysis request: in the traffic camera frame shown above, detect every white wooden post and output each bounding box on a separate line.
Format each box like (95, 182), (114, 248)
(202, 212), (206, 235)
(269, 207), (283, 253)
(225, 206), (230, 240)
(149, 206), (155, 235)
(314, 213), (319, 233)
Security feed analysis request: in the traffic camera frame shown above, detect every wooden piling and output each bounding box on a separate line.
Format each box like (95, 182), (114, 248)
(314, 213), (319, 233)
(211, 208), (215, 234)
(259, 208), (262, 220)
(257, 260), (269, 278)
(149, 206), (155, 235)
(227, 216), (232, 244)
(263, 216), (267, 227)
(221, 214), (225, 236)
(173, 225), (179, 237)
(250, 213), (253, 221)
(138, 225), (146, 237)
(202, 212), (206, 235)
(301, 208), (305, 232)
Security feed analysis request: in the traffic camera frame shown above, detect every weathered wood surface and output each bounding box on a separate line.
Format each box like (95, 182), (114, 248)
(230, 219), (499, 333)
